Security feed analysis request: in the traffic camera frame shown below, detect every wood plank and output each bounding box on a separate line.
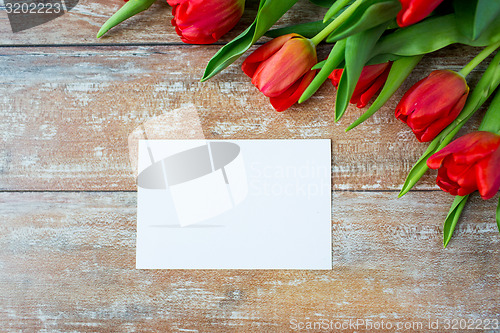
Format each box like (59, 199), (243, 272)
(0, 0), (327, 45)
(0, 44), (486, 191)
(0, 191), (498, 331)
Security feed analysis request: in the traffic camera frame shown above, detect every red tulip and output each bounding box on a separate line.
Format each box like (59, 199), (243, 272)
(397, 0), (444, 27)
(395, 70), (469, 142)
(242, 33), (317, 112)
(329, 62), (392, 108)
(427, 131), (500, 200)
(167, 0), (245, 44)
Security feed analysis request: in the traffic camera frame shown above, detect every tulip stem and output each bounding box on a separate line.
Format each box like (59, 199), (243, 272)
(459, 41), (500, 77)
(310, 0), (364, 46)
(323, 0), (352, 23)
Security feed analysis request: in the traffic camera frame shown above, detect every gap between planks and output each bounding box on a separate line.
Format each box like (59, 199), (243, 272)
(0, 189), (445, 193)
(0, 42), (266, 48)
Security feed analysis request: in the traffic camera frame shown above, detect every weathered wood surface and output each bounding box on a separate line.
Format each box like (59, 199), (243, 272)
(0, 191), (498, 332)
(0, 44), (486, 191)
(0, 0), (326, 45)
(1, 0), (499, 331)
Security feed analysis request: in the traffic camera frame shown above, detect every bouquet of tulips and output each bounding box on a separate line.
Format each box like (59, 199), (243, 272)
(99, 0), (500, 247)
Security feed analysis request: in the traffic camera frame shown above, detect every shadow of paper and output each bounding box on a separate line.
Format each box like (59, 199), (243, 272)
(128, 105), (206, 178)
(129, 105), (248, 227)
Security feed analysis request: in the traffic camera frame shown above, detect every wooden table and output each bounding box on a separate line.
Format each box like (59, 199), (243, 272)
(1, 0), (499, 331)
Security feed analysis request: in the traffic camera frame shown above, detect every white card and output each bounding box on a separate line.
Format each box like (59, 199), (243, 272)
(136, 139), (332, 269)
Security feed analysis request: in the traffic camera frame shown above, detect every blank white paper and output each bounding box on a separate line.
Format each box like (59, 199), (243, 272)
(136, 139), (332, 269)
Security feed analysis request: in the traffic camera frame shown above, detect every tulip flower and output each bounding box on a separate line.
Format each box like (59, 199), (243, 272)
(242, 33), (317, 112)
(395, 70), (469, 142)
(396, 0), (444, 27)
(329, 62), (392, 108)
(167, 0), (245, 44)
(427, 131), (500, 200)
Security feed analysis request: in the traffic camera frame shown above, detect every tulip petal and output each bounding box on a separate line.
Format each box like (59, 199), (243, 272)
(418, 92), (468, 142)
(332, 63), (391, 108)
(397, 0), (444, 27)
(428, 134), (480, 168)
(168, 0), (244, 44)
(454, 164), (478, 194)
(351, 63), (389, 96)
(427, 151), (448, 169)
(329, 69), (343, 88)
(243, 34), (298, 70)
(430, 132), (498, 169)
(394, 77), (424, 120)
(428, 132), (488, 168)
(252, 37), (316, 97)
(270, 70), (316, 112)
(396, 70), (469, 142)
(436, 162), (460, 195)
(476, 146), (500, 200)
(429, 131), (500, 199)
(335, 23), (387, 121)
(452, 132), (500, 164)
(432, 153), (479, 197)
(241, 61), (261, 79)
(348, 56), (422, 132)
(405, 72), (466, 125)
(400, 50), (500, 198)
(354, 64), (391, 108)
(202, 0), (299, 82)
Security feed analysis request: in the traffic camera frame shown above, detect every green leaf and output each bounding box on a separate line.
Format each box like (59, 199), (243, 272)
(335, 23), (387, 121)
(372, 14), (500, 58)
(443, 195), (469, 248)
(399, 49), (500, 197)
(473, 1), (500, 41)
(266, 0), (360, 39)
(365, 53), (403, 64)
(309, 0), (336, 8)
(373, 15), (462, 56)
(454, 0), (500, 41)
(398, 138), (443, 197)
(478, 90), (500, 134)
(496, 197), (500, 233)
(97, 0), (157, 38)
(324, 0), (354, 22)
(454, 1), (479, 41)
(265, 20), (332, 39)
(326, 0), (401, 43)
(202, 0), (298, 82)
(346, 55), (422, 131)
(470, 17), (500, 46)
(312, 60), (327, 70)
(312, 59), (347, 70)
(298, 39), (346, 104)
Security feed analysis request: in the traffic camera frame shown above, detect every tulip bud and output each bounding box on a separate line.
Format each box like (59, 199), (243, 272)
(395, 70), (469, 142)
(397, 0), (444, 27)
(167, 0), (245, 44)
(242, 33), (317, 112)
(427, 131), (500, 200)
(329, 62), (392, 108)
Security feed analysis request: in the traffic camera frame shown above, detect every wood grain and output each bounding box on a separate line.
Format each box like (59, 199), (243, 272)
(0, 44), (486, 191)
(0, 0), (327, 45)
(1, 1), (499, 330)
(1, 191), (498, 332)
